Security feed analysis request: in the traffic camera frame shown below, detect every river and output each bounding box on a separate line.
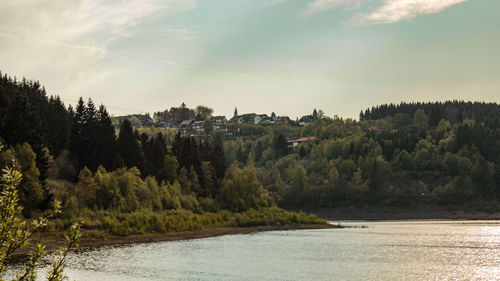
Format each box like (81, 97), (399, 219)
(8, 220), (500, 280)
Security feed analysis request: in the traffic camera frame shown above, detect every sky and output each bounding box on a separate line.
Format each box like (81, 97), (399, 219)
(0, 0), (499, 119)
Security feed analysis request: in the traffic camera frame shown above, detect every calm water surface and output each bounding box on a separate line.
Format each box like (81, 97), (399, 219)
(10, 220), (500, 280)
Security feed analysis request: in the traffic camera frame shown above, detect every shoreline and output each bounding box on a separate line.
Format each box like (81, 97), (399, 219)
(305, 205), (500, 221)
(77, 223), (339, 249)
(12, 223), (338, 259)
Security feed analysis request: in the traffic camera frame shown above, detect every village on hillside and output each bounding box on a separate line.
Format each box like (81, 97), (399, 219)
(111, 103), (322, 137)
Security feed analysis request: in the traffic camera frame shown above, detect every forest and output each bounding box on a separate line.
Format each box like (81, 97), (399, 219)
(0, 72), (324, 235)
(234, 102), (500, 210)
(1, 71), (500, 235)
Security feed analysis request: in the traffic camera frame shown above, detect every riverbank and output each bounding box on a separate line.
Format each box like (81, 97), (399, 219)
(17, 223), (339, 257)
(305, 205), (500, 221)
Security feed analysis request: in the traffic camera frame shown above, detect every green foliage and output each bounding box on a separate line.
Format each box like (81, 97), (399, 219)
(47, 207), (324, 236)
(289, 164), (307, 191)
(443, 153), (472, 176)
(3, 70), (500, 227)
(328, 166), (339, 185)
(204, 119), (214, 136)
(272, 134), (288, 160)
(0, 143), (44, 216)
(233, 206), (326, 227)
(161, 155), (179, 184)
(218, 163), (267, 212)
(413, 109), (429, 130)
(0, 143), (81, 281)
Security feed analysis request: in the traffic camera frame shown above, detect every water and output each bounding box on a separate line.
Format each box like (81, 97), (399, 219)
(8, 220), (500, 280)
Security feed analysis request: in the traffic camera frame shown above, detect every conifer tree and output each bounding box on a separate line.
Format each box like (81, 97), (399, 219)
(117, 119), (142, 168)
(69, 97), (86, 171)
(95, 104), (116, 170)
(210, 135), (226, 182)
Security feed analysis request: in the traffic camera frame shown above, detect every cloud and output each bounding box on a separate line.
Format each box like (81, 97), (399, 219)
(0, 0), (171, 48)
(300, 0), (365, 18)
(301, 0), (466, 24)
(355, 0), (468, 24)
(0, 0), (195, 99)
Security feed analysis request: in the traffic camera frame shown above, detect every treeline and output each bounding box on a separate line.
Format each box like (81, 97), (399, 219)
(360, 101), (500, 126)
(48, 164), (318, 234)
(0, 72), (327, 230)
(2, 71), (500, 220)
(154, 103), (214, 122)
(0, 73), (225, 214)
(224, 107), (500, 210)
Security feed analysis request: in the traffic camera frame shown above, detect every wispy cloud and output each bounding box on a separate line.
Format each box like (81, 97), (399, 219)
(355, 0), (468, 24)
(301, 0), (467, 24)
(0, 0), (195, 98)
(301, 0), (366, 18)
(0, 0), (170, 48)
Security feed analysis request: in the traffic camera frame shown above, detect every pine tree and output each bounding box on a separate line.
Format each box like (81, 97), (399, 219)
(272, 134), (288, 159)
(69, 97), (86, 171)
(312, 109), (318, 120)
(200, 161), (216, 197)
(82, 98), (98, 170)
(117, 119), (142, 168)
(95, 105), (116, 170)
(46, 96), (71, 156)
(209, 135), (226, 182)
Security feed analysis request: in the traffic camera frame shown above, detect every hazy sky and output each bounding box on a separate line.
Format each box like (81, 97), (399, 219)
(0, 0), (498, 119)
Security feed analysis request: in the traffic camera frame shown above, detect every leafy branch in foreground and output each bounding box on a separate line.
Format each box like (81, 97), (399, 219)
(0, 142), (81, 281)
(45, 223), (81, 281)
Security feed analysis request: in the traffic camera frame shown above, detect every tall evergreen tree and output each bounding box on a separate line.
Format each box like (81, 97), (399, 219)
(82, 98), (99, 170)
(95, 104), (117, 170)
(69, 97), (86, 171)
(46, 96), (71, 156)
(150, 133), (168, 179)
(272, 134), (288, 159)
(117, 119), (142, 169)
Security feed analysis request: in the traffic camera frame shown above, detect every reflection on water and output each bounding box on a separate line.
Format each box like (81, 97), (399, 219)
(8, 220), (500, 280)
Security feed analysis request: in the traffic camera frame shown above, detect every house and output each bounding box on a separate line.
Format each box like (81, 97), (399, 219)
(157, 120), (178, 129)
(257, 114), (269, 122)
(276, 116), (291, 125)
(238, 113), (258, 124)
(180, 119), (194, 129)
(193, 121), (204, 131)
(211, 116), (227, 126)
(299, 115), (314, 126)
(259, 116), (274, 124)
(287, 136), (316, 148)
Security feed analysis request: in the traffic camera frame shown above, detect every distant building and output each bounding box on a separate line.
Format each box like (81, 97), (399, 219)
(157, 120), (178, 129)
(180, 119), (194, 129)
(260, 116), (274, 124)
(193, 120), (204, 131)
(211, 116), (227, 126)
(276, 116), (291, 125)
(238, 113), (258, 124)
(299, 115), (314, 126)
(287, 136), (316, 148)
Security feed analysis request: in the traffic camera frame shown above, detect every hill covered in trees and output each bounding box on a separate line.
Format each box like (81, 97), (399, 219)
(1, 71), (500, 227)
(0, 72), (326, 234)
(229, 102), (500, 211)
(360, 101), (500, 126)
